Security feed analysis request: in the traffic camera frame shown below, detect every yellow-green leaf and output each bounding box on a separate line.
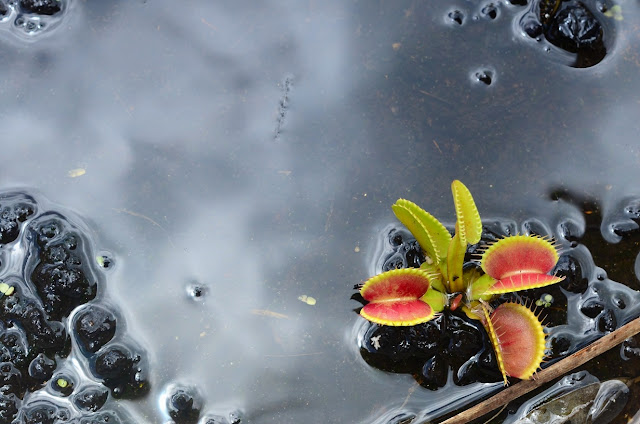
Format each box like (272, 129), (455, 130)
(451, 180), (482, 245)
(480, 302), (509, 385)
(446, 231), (466, 293)
(392, 199), (451, 263)
(467, 272), (498, 301)
(420, 287), (447, 313)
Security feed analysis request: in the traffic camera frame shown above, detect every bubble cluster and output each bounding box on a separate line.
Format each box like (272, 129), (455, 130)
(0, 191), (147, 422)
(0, 0), (69, 39)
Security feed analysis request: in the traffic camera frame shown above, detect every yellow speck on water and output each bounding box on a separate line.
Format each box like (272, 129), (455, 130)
(604, 5), (623, 20)
(392, 42), (401, 51)
(298, 295), (317, 306)
(0, 283), (13, 296)
(354, 245), (360, 253)
(68, 168), (86, 178)
(57, 378), (68, 388)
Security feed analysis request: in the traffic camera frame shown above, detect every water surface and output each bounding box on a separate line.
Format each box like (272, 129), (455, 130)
(1, 0), (640, 423)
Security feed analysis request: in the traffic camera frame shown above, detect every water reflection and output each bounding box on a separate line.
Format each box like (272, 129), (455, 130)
(0, 0), (638, 422)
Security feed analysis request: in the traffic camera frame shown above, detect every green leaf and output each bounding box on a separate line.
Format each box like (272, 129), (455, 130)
(451, 180), (482, 245)
(467, 272), (497, 301)
(446, 231), (466, 293)
(420, 287), (447, 313)
(392, 199), (451, 263)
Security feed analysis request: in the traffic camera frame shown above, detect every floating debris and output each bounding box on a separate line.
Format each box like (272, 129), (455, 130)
(251, 309), (289, 319)
(68, 168), (86, 178)
(298, 295), (317, 306)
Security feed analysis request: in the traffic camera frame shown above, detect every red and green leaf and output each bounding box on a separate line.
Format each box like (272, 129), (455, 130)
(483, 273), (564, 295)
(481, 235), (560, 280)
(359, 268), (436, 326)
(483, 302), (547, 382)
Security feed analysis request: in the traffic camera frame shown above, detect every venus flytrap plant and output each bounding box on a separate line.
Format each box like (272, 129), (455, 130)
(358, 180), (564, 384)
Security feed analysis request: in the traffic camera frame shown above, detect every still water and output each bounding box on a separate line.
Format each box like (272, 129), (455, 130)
(0, 0), (639, 423)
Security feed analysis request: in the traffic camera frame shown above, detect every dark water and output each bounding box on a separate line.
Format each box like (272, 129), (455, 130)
(1, 0), (640, 423)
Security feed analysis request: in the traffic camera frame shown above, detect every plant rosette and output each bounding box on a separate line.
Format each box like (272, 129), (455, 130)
(356, 180), (564, 384)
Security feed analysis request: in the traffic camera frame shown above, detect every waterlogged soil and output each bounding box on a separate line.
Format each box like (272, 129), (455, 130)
(0, 0), (639, 423)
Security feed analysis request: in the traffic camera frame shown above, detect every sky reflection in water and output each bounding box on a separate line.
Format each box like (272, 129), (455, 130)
(0, 0), (639, 422)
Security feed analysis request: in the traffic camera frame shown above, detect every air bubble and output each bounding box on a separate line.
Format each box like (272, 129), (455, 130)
(613, 297), (626, 309)
(481, 3), (498, 20)
(228, 411), (243, 424)
(186, 282), (208, 301)
(164, 385), (202, 424)
(96, 254), (114, 270)
(447, 10), (464, 25)
(474, 70), (493, 85)
(524, 20), (543, 38)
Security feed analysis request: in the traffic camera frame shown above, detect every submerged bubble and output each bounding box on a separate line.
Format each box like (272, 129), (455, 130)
(162, 384), (203, 424)
(518, 0), (611, 67)
(73, 304), (117, 354)
(73, 386), (109, 412)
(28, 353), (56, 384)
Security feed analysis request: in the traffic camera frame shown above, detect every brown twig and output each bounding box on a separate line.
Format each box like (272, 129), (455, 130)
(438, 314), (640, 424)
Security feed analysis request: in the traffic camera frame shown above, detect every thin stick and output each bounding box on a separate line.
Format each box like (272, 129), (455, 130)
(439, 315), (640, 424)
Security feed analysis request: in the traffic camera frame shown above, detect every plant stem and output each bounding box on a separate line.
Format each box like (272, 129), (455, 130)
(437, 314), (640, 424)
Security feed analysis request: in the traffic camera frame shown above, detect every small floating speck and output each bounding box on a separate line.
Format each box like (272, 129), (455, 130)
(68, 168), (86, 178)
(251, 309), (289, 319)
(604, 4), (623, 20)
(298, 295), (317, 306)
(0, 282), (14, 296)
(354, 245), (360, 253)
